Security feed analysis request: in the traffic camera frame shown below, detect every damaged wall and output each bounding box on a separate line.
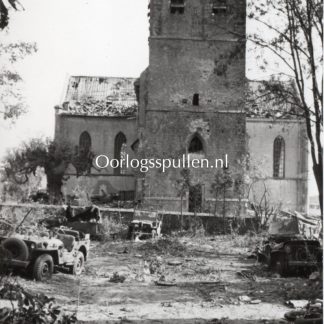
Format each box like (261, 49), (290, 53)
(55, 114), (137, 196)
(141, 111), (246, 211)
(139, 0), (247, 212)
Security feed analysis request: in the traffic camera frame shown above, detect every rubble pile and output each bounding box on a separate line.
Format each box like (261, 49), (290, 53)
(57, 97), (137, 117)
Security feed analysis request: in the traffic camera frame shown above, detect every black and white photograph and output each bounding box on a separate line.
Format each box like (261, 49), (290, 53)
(0, 0), (322, 323)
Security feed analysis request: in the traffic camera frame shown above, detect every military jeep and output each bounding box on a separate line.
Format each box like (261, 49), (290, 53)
(258, 218), (322, 276)
(0, 227), (90, 281)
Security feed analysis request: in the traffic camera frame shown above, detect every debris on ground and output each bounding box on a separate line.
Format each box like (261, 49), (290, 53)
(284, 277), (322, 300)
(250, 299), (262, 304)
(309, 271), (321, 281)
(136, 237), (187, 257)
(109, 272), (126, 283)
(284, 299), (323, 323)
(1, 232), (322, 323)
(286, 300), (309, 309)
(148, 256), (165, 274)
(167, 259), (183, 266)
(238, 296), (252, 303)
(236, 270), (256, 281)
(155, 280), (177, 287)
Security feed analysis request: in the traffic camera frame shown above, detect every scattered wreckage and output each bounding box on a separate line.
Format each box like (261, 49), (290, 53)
(257, 216), (322, 276)
(0, 227), (90, 281)
(40, 204), (103, 238)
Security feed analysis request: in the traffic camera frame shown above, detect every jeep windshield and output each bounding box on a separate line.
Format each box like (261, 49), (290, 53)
(268, 218), (301, 236)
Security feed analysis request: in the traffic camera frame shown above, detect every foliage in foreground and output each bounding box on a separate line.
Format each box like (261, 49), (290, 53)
(0, 280), (76, 324)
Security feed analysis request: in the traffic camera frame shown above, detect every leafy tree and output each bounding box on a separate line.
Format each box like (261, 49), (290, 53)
(248, 0), (323, 215)
(3, 138), (94, 203)
(3, 138), (72, 203)
(0, 42), (37, 121)
(0, 0), (23, 30)
(0, 0), (37, 121)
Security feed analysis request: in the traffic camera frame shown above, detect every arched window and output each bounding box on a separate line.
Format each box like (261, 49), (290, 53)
(114, 132), (127, 175)
(188, 134), (204, 154)
(273, 136), (285, 178)
(79, 131), (91, 155)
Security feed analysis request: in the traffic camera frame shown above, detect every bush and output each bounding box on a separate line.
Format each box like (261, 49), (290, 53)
(0, 279), (76, 323)
(96, 217), (129, 241)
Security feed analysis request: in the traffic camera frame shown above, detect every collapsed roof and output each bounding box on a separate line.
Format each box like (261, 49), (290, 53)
(56, 76), (138, 117)
(56, 76), (300, 119)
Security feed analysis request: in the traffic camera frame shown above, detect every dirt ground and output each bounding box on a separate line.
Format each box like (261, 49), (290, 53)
(8, 235), (322, 323)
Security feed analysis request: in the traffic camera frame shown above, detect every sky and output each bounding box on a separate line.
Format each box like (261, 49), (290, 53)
(0, 0), (317, 196)
(0, 0), (150, 156)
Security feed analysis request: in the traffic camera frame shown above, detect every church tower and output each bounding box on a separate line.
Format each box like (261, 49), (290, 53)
(138, 0), (247, 212)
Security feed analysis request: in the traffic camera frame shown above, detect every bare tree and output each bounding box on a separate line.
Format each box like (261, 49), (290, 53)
(211, 168), (234, 234)
(248, 178), (281, 231)
(244, 155), (282, 231)
(175, 168), (191, 231)
(248, 0), (323, 215)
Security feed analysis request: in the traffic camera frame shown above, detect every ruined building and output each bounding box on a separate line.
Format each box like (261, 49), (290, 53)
(54, 0), (308, 214)
(55, 76), (138, 200)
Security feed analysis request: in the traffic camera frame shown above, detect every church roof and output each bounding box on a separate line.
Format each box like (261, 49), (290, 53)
(57, 76), (138, 117)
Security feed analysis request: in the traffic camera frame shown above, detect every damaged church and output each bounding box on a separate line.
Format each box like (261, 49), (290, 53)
(54, 0), (308, 215)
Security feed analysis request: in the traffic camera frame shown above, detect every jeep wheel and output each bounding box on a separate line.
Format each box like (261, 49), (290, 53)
(264, 246), (272, 267)
(2, 237), (29, 261)
(33, 254), (54, 281)
(274, 255), (288, 277)
(71, 252), (84, 275)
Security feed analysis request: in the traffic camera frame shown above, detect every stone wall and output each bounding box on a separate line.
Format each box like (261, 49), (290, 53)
(141, 111), (246, 211)
(55, 113), (138, 196)
(246, 118), (308, 211)
(139, 0), (247, 212)
(0, 203), (255, 235)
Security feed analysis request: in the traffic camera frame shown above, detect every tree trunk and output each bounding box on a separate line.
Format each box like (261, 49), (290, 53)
(193, 194), (197, 236)
(223, 187), (226, 234)
(214, 189), (218, 217)
(46, 172), (64, 204)
(180, 194), (183, 231)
